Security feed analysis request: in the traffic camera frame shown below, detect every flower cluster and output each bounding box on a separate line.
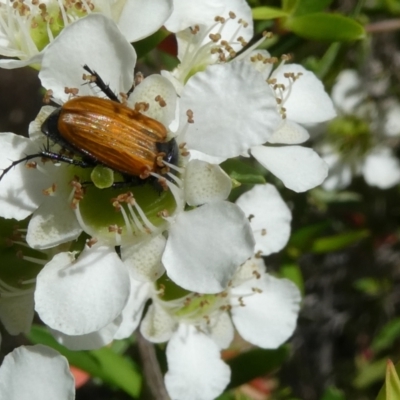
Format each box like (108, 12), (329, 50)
(0, 1), (336, 399)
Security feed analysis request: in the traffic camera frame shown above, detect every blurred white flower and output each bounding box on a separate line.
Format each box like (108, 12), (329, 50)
(319, 69), (400, 190)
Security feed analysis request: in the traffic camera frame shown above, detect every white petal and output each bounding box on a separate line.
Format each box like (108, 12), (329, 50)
(383, 100), (400, 137)
(127, 74), (177, 127)
(231, 275), (301, 348)
(140, 303), (175, 343)
(26, 193), (82, 249)
(165, 324), (230, 400)
(252, 145), (329, 192)
(0, 345), (75, 400)
(0, 292), (34, 335)
(50, 317), (122, 351)
(268, 120), (310, 144)
(331, 69), (365, 113)
(235, 184), (291, 255)
(0, 52), (43, 69)
(164, 0), (225, 32)
(163, 202), (255, 293)
(187, 149), (227, 164)
(320, 149), (352, 190)
(239, 49), (273, 80)
(0, 133), (50, 220)
(272, 64), (336, 124)
(35, 245), (130, 335)
(181, 62), (280, 157)
(114, 279), (151, 340)
(184, 160), (232, 206)
(117, 0), (173, 42)
(122, 235), (166, 282)
(209, 312), (234, 350)
(362, 148), (400, 189)
(39, 14), (136, 102)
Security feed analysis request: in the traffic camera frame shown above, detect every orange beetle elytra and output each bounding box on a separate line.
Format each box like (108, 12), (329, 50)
(0, 66), (179, 187)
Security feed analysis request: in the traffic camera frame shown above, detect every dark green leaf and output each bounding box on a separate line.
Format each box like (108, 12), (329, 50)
(372, 318), (400, 353)
(134, 29), (171, 59)
(27, 326), (142, 397)
(221, 159), (266, 185)
(280, 263), (304, 295)
(321, 387), (346, 400)
(288, 222), (330, 251)
(252, 6), (289, 20)
(285, 13), (365, 41)
(227, 347), (289, 389)
(311, 230), (369, 253)
(313, 42), (342, 79)
(291, 0), (334, 16)
(282, 0), (298, 13)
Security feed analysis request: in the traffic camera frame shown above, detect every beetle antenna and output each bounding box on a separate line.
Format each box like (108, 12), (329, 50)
(0, 154), (44, 182)
(82, 65), (120, 103)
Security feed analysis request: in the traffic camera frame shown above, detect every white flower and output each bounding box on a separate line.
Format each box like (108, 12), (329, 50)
(164, 0), (253, 86)
(0, 15), (259, 341)
(162, 1), (336, 192)
(241, 52), (336, 192)
(0, 345), (75, 399)
(0, 0), (173, 68)
(141, 257), (301, 400)
(138, 184), (298, 400)
(319, 69), (400, 190)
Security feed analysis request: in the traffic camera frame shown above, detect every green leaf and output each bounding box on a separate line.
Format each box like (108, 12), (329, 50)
(285, 13), (365, 41)
(134, 29), (171, 59)
(321, 387), (346, 400)
(354, 277), (389, 296)
(252, 6), (289, 20)
(227, 347), (289, 389)
(372, 319), (400, 353)
(291, 0), (334, 16)
(376, 360), (400, 400)
(280, 263), (304, 295)
(312, 42), (342, 79)
(287, 222), (330, 252)
(27, 326), (142, 397)
(221, 159), (266, 185)
(354, 358), (387, 389)
(311, 230), (369, 253)
(282, 0), (298, 13)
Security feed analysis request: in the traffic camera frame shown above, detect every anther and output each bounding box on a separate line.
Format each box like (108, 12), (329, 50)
(43, 89), (53, 104)
(86, 237), (98, 248)
(135, 71), (144, 85)
(64, 87), (79, 96)
(108, 224), (122, 235)
(186, 109), (194, 123)
(155, 95), (167, 107)
(42, 183), (57, 196)
(134, 102), (150, 112)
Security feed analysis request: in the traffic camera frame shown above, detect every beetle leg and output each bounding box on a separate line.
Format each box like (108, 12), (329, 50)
(82, 65), (120, 103)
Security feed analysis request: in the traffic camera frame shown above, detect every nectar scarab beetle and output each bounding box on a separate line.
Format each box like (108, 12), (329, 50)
(0, 65), (179, 188)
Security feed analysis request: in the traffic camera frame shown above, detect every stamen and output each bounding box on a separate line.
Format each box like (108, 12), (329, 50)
(150, 172), (184, 211)
(56, 0), (69, 26)
(20, 255), (47, 265)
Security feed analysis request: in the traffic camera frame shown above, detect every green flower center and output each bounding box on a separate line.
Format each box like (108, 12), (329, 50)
(67, 166), (179, 244)
(327, 115), (372, 158)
